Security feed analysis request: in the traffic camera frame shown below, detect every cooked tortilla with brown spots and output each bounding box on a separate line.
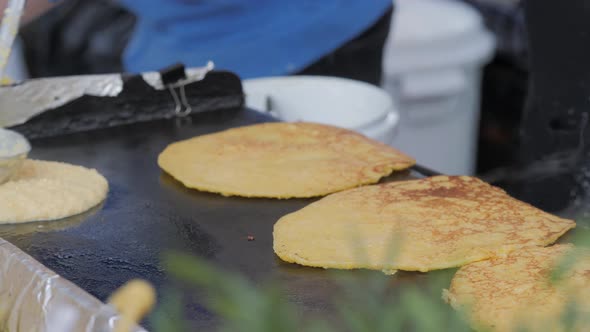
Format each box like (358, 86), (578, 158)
(273, 176), (575, 272)
(444, 245), (590, 332)
(158, 122), (414, 198)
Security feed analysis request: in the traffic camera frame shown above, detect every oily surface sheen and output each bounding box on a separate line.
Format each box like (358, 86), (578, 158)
(444, 245), (590, 332)
(158, 122), (415, 198)
(0, 159), (108, 223)
(273, 176), (575, 272)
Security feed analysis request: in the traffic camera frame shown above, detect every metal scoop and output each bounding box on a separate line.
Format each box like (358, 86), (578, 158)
(0, 128), (30, 184)
(0, 0), (27, 79)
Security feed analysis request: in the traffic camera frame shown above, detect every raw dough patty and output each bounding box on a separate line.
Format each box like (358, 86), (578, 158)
(0, 159), (108, 223)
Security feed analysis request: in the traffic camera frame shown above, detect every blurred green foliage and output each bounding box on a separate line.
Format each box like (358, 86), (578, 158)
(152, 252), (470, 332)
(151, 216), (590, 332)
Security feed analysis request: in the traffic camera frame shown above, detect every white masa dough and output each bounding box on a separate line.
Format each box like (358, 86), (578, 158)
(0, 159), (108, 223)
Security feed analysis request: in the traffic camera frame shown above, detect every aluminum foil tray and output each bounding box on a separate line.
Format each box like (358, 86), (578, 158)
(0, 237), (144, 332)
(0, 108), (433, 331)
(0, 63), (214, 128)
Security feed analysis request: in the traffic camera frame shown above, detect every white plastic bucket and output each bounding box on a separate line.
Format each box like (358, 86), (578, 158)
(382, 0), (495, 175)
(243, 76), (400, 145)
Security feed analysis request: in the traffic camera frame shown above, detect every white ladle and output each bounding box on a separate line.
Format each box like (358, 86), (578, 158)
(0, 128), (30, 184)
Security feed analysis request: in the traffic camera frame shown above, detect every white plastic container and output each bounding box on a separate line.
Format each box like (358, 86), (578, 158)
(382, 0), (495, 175)
(243, 76), (400, 145)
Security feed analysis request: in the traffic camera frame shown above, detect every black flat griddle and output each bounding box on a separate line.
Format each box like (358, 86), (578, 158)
(0, 108), (436, 330)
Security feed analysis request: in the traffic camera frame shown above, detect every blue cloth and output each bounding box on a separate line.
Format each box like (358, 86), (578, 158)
(119, 0), (392, 78)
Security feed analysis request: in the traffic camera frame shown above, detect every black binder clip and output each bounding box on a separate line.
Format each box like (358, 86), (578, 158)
(160, 63), (193, 117)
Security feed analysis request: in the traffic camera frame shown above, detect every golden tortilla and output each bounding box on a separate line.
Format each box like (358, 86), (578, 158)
(273, 176), (575, 272)
(444, 244), (590, 332)
(0, 159), (108, 223)
(158, 122), (414, 198)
